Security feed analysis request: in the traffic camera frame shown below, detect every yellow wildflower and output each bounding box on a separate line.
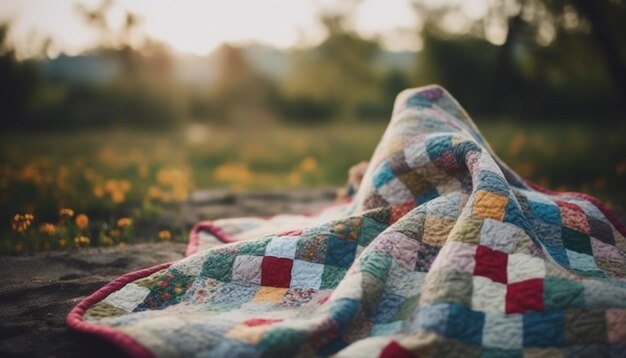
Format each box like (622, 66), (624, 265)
(74, 235), (90, 247)
(39, 223), (57, 235)
(158, 230), (172, 241)
(299, 156), (318, 173)
(75, 214), (89, 230)
(117, 217), (132, 228)
(59, 208), (74, 218)
(12, 213), (34, 233)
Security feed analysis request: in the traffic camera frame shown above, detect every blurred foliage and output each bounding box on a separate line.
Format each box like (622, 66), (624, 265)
(1, 0), (625, 253)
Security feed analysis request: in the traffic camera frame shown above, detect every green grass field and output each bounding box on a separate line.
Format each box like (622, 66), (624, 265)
(1, 120), (625, 254)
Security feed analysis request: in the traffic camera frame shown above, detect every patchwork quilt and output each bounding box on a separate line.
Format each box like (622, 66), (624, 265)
(67, 85), (626, 357)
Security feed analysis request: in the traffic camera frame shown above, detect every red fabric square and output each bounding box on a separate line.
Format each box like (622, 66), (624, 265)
(390, 201), (416, 224)
(474, 245), (508, 284)
(505, 278), (544, 314)
(380, 341), (413, 358)
(261, 256), (293, 288)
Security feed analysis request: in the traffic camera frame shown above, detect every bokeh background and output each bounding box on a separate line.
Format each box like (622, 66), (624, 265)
(1, 0), (625, 253)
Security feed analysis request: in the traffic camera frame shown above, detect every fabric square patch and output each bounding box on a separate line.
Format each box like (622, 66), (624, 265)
(261, 256), (294, 288)
(566, 249), (602, 276)
(434, 241), (477, 275)
(378, 178), (413, 205)
(415, 187), (439, 205)
(474, 245), (508, 284)
(252, 286), (289, 303)
(326, 235), (357, 269)
(398, 170), (430, 197)
(102, 283), (150, 312)
(562, 227), (592, 255)
(482, 313), (523, 349)
(587, 216), (615, 245)
(444, 303), (485, 345)
(320, 265), (347, 290)
(390, 202), (416, 224)
(507, 253), (546, 284)
(426, 135), (453, 160)
(472, 276), (506, 314)
(480, 219), (522, 253)
(472, 190), (508, 221)
(448, 217), (484, 244)
(371, 290), (406, 324)
(231, 255), (263, 284)
(290, 260), (324, 289)
(557, 201), (590, 234)
(295, 235), (328, 264)
(564, 309), (607, 344)
(358, 217), (388, 247)
(476, 170), (509, 196)
(522, 311), (564, 347)
(411, 302), (449, 335)
(359, 251), (393, 282)
(422, 216), (456, 246)
(201, 252), (236, 281)
(404, 140), (430, 169)
(606, 309), (626, 344)
(529, 201), (561, 226)
(505, 279), (543, 314)
(265, 236), (299, 259)
(421, 270), (473, 307)
(543, 278), (585, 311)
(237, 237), (271, 256)
(373, 161), (396, 188)
(590, 237), (623, 262)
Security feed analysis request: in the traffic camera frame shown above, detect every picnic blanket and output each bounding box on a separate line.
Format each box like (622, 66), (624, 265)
(67, 85), (626, 357)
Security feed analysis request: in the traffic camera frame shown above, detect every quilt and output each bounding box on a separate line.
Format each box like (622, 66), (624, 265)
(67, 85), (626, 357)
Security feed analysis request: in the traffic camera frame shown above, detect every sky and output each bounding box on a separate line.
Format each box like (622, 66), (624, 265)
(0, 0), (423, 58)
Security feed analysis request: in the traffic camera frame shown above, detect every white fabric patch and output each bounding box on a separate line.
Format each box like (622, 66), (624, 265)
(290, 260), (324, 289)
(480, 219), (524, 253)
(265, 236), (299, 258)
(103, 283), (150, 312)
(471, 276), (506, 314)
(378, 178), (413, 205)
(231, 255), (263, 285)
(482, 313), (523, 349)
(507, 253), (546, 283)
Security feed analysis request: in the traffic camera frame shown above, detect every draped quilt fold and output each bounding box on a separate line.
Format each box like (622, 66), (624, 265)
(67, 85), (626, 357)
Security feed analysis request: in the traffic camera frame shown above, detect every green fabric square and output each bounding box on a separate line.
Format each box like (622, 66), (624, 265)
(358, 217), (388, 247)
(543, 278), (585, 310)
(359, 251), (393, 281)
(237, 237), (271, 256)
(258, 328), (307, 356)
(201, 252), (236, 282)
(393, 295), (420, 321)
(449, 217), (484, 244)
(360, 272), (385, 316)
(422, 270), (472, 306)
(564, 309), (607, 344)
(562, 227), (592, 255)
(320, 265), (347, 289)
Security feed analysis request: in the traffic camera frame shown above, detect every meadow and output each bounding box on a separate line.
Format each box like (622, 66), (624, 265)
(1, 120), (625, 254)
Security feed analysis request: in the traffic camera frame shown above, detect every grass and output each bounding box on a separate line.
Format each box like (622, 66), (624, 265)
(1, 119), (624, 254)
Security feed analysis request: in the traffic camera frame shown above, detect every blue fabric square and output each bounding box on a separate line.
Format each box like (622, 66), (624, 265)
(416, 187), (439, 205)
(444, 303), (485, 345)
(371, 290), (405, 324)
(546, 245), (570, 268)
(522, 311), (564, 348)
(326, 235), (357, 268)
(503, 198), (533, 238)
(412, 302), (449, 335)
(476, 170), (509, 196)
(318, 338), (347, 357)
(328, 298), (359, 328)
(529, 201), (561, 226)
(426, 135), (453, 160)
(373, 161), (395, 188)
(480, 347), (523, 358)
